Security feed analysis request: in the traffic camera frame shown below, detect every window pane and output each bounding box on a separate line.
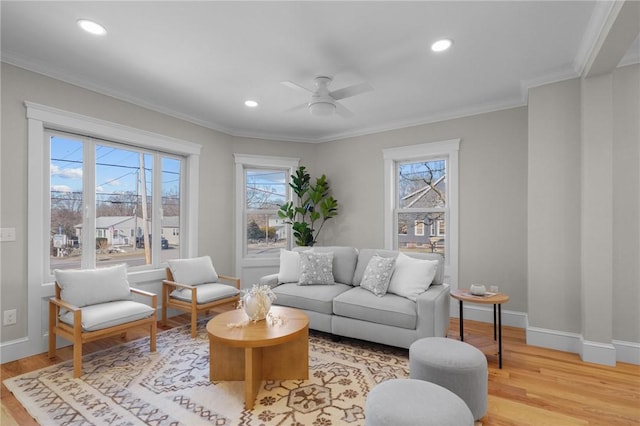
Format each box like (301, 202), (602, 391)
(245, 168), (288, 258)
(50, 136), (83, 272)
(161, 157), (181, 262)
(398, 212), (445, 257)
(246, 169), (286, 210)
(95, 144), (153, 268)
(246, 213), (287, 258)
(398, 160), (446, 208)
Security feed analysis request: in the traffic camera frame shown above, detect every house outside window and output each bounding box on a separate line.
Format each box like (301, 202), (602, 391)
(383, 139), (459, 286)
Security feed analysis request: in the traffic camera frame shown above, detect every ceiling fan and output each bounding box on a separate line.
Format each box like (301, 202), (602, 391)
(282, 76), (373, 118)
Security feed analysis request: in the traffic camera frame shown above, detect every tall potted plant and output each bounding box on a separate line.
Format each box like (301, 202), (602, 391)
(278, 166), (339, 246)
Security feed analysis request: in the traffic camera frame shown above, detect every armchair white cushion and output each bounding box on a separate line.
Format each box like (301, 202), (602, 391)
(55, 263), (131, 307)
(59, 300), (155, 331)
(168, 256), (218, 285)
(169, 283), (239, 304)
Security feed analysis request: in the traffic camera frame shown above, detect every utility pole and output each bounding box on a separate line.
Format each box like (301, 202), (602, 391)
(139, 154), (151, 264)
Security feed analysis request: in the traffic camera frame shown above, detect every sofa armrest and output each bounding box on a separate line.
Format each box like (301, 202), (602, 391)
(258, 273), (280, 288)
(416, 283), (450, 338)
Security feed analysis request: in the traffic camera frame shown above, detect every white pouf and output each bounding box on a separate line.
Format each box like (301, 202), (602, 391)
(365, 378), (474, 426)
(410, 337), (488, 420)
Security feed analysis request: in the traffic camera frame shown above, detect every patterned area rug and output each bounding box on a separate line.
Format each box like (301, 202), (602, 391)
(4, 320), (409, 425)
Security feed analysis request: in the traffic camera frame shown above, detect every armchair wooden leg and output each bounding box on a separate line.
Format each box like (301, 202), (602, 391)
(150, 316), (157, 352)
(191, 312), (198, 338)
(73, 310), (83, 378)
(73, 342), (82, 378)
(161, 286), (168, 326)
(48, 300), (56, 359)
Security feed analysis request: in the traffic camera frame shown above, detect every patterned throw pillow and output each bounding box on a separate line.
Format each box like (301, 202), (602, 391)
(298, 251), (335, 285)
(360, 255), (396, 296)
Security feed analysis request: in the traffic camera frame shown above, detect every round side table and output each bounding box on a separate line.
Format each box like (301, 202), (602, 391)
(450, 289), (509, 368)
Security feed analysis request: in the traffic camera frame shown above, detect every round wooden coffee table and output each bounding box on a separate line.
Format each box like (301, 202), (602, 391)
(206, 306), (309, 409)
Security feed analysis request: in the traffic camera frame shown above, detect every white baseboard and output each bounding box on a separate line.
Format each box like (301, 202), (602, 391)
(613, 339), (640, 365)
(581, 338), (616, 366)
(0, 336), (32, 364)
(526, 325), (640, 366)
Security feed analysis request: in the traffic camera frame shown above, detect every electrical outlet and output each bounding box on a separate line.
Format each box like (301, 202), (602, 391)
(3, 309), (17, 326)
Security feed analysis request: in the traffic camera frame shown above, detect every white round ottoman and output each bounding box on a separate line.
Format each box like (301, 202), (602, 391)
(365, 379), (474, 426)
(410, 337), (488, 420)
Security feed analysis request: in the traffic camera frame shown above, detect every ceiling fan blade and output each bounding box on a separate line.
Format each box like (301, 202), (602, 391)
(281, 81), (313, 94)
(330, 81), (373, 100)
(335, 102), (354, 118)
(284, 102), (309, 113)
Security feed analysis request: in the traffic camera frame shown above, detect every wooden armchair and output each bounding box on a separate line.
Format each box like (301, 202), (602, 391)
(161, 256), (240, 337)
(49, 264), (157, 378)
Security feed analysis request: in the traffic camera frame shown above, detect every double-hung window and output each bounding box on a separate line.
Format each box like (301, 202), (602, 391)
(234, 155), (299, 263)
(383, 139), (459, 285)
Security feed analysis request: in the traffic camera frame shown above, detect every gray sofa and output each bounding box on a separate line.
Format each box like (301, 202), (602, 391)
(258, 246), (450, 349)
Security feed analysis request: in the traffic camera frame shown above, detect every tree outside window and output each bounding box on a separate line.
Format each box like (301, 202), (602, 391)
(396, 159), (447, 256)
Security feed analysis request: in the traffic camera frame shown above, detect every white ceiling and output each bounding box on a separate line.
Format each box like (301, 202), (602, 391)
(2, 1), (638, 143)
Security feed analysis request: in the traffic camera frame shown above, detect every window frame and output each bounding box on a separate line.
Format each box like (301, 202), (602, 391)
(383, 139), (459, 287)
(28, 102), (201, 285)
(234, 154), (299, 272)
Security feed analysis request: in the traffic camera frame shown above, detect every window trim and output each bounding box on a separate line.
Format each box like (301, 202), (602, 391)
(233, 154), (299, 274)
(28, 102), (200, 282)
(383, 139), (459, 287)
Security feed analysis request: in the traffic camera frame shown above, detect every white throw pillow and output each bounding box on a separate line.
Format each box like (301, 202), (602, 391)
(298, 251), (335, 285)
(168, 256), (218, 285)
(360, 255), (396, 297)
(388, 252), (438, 301)
(278, 249), (301, 283)
(55, 263), (131, 307)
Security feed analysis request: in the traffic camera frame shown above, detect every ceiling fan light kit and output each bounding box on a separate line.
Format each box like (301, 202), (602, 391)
(308, 101), (335, 116)
(283, 75), (373, 118)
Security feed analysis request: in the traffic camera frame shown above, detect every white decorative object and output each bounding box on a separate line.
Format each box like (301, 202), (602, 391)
(241, 284), (277, 322)
(470, 284), (486, 296)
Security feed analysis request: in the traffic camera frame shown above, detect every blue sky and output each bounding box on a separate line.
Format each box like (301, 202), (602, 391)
(50, 135), (181, 198)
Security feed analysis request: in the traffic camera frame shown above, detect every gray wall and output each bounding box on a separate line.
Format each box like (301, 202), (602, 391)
(315, 108), (529, 313)
(528, 64), (640, 349)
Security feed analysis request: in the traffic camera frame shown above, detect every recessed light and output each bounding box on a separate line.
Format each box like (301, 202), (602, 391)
(431, 39), (452, 52)
(77, 19), (107, 36)
(244, 100), (259, 108)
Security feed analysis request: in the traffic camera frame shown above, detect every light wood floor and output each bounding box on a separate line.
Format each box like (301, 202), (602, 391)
(2, 311), (639, 425)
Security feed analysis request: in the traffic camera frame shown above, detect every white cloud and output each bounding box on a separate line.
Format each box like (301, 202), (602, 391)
(96, 186), (105, 193)
(51, 164), (82, 179)
(51, 185), (72, 193)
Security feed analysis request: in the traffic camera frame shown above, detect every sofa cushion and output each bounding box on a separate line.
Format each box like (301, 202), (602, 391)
(170, 283), (240, 304)
(388, 252), (438, 301)
(360, 255), (396, 297)
(273, 283), (352, 315)
(353, 249), (444, 286)
(333, 287), (417, 329)
(298, 251), (335, 285)
(55, 263), (131, 308)
(295, 246), (358, 285)
(59, 300), (154, 332)
(278, 249), (301, 283)
(168, 256), (218, 285)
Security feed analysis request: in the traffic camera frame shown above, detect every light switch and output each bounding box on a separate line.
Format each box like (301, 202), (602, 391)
(0, 228), (16, 242)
